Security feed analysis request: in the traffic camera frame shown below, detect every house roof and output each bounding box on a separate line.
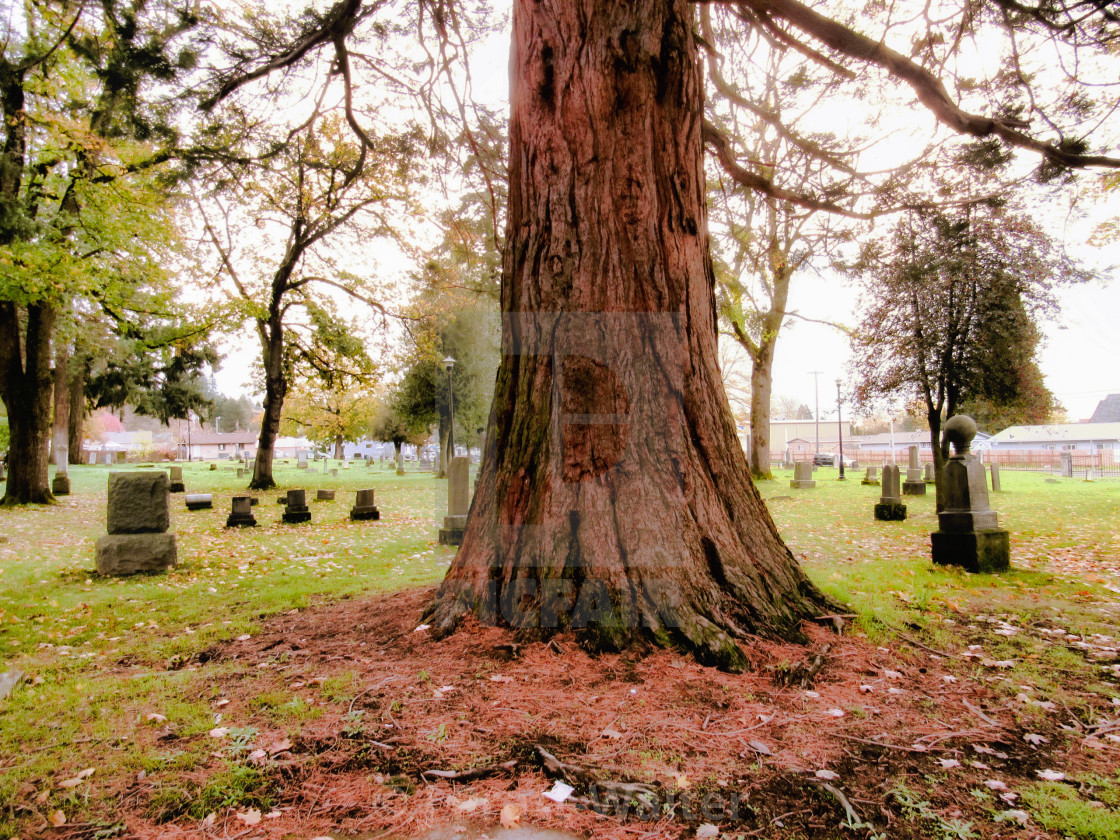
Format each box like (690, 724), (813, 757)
(1090, 394), (1120, 423)
(989, 423), (1120, 444)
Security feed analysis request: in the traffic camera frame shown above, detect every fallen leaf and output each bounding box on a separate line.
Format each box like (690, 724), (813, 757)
(500, 803), (522, 828)
(938, 759), (961, 769)
(601, 728), (623, 740)
(859, 684), (874, 693)
(49, 810), (67, 827)
(455, 797), (487, 813)
(984, 780), (1008, 791)
(696, 824), (721, 839)
(214, 698), (230, 707)
(264, 810), (282, 818)
(1023, 733), (1047, 746)
(145, 713), (167, 723)
(674, 773), (691, 789)
(748, 740), (772, 755)
(235, 808), (262, 825)
(490, 675), (513, 683)
(825, 709), (845, 717)
(815, 769), (840, 780)
(996, 809), (1031, 825)
(1037, 769), (1066, 781)
(208, 727), (229, 738)
(59, 767), (95, 789)
(235, 634), (251, 642)
(269, 738), (293, 754)
(201, 813), (216, 827)
(883, 669), (903, 680)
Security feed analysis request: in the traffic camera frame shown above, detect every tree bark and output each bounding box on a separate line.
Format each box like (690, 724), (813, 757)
(251, 321), (285, 490)
(52, 344), (71, 475)
(424, 0), (838, 669)
(334, 434), (344, 460)
(1, 302), (57, 504)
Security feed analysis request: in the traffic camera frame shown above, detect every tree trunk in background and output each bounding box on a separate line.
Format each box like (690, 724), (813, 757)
(334, 435), (344, 460)
(1, 302), (57, 504)
(52, 344), (70, 475)
(424, 0), (837, 669)
(749, 349), (774, 479)
(251, 322), (285, 490)
(67, 357), (88, 465)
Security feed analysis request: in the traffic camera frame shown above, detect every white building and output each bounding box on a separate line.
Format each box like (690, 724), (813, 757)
(988, 422), (1120, 453)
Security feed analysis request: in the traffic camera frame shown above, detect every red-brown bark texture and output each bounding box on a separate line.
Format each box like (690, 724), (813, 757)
(425, 0), (838, 669)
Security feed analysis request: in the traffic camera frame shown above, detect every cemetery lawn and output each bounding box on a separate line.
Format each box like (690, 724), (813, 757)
(0, 462), (1118, 839)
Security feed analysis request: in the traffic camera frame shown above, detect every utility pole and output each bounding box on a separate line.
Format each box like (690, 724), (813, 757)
(809, 371), (822, 457)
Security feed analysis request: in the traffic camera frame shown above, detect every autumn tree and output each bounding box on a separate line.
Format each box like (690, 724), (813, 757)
(207, 0), (1118, 667)
(194, 100), (418, 489)
(848, 203), (1084, 472)
(282, 369), (380, 459)
(0, 1), (201, 503)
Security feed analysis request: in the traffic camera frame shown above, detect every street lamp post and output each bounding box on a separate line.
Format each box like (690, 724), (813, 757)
(835, 379), (845, 480)
(442, 356), (456, 464)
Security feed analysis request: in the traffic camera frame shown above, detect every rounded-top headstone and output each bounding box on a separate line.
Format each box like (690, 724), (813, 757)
(943, 414), (978, 457)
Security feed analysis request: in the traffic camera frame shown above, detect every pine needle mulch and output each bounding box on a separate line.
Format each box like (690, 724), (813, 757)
(95, 586), (1120, 839)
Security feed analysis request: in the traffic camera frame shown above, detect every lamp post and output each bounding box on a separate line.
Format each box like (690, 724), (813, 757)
(442, 356), (456, 464)
(835, 379), (845, 480)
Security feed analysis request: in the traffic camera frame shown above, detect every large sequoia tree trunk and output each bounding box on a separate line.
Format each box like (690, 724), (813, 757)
(425, 0), (837, 669)
(0, 303), (57, 504)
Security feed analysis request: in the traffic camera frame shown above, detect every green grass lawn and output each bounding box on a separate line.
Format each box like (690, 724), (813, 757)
(0, 460), (1117, 838)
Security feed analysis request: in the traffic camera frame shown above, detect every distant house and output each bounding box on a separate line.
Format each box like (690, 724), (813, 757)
(177, 431), (257, 461)
(273, 436), (312, 458)
(1090, 394), (1120, 423)
(988, 423), (1120, 452)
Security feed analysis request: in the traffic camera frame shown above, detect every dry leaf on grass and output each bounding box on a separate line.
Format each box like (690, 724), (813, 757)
(58, 768), (94, 788)
(48, 810), (66, 827)
(235, 808), (262, 825)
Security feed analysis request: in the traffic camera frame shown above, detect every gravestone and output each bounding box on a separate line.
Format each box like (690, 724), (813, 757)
(396, 450), (406, 476)
(316, 489), (336, 501)
(87, 453), (97, 465)
(225, 495), (257, 528)
(1060, 451), (1073, 478)
(209, 463), (217, 471)
(902, 446), (926, 496)
(52, 446), (71, 495)
(350, 488), (380, 521)
(0, 462), (5, 481)
(861, 466), (880, 486)
(168, 465), (185, 493)
(874, 465), (906, 521)
(282, 489), (311, 524)
(923, 463), (935, 484)
(989, 462), (1002, 492)
(789, 461), (816, 489)
(330, 468), (338, 477)
(95, 472), (177, 575)
(184, 493), (212, 511)
(102, 452), (114, 465)
(341, 461), (350, 470)
(439, 456), (471, 545)
(236, 468), (244, 478)
(930, 415), (1009, 574)
(297, 452), (309, 470)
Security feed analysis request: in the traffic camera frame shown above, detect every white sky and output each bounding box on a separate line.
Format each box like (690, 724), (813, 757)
(213, 9), (1120, 425)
